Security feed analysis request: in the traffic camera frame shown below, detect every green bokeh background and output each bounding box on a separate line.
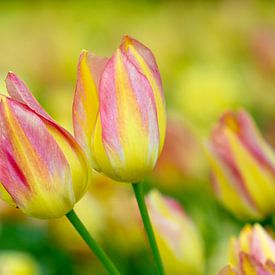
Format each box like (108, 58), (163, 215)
(0, 1), (275, 274)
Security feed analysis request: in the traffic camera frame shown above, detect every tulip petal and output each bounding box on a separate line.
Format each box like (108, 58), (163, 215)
(90, 115), (118, 180)
(223, 110), (275, 174)
(44, 118), (90, 201)
(120, 36), (166, 151)
(5, 72), (53, 121)
(204, 143), (261, 220)
(73, 50), (107, 161)
(239, 253), (269, 275)
(250, 224), (275, 263)
(0, 96), (75, 218)
(225, 128), (275, 215)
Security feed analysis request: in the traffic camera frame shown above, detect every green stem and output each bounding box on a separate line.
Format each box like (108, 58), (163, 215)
(132, 183), (165, 275)
(66, 209), (120, 275)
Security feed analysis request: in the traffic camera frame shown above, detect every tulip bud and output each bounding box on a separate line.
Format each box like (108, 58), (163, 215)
(146, 190), (204, 275)
(204, 109), (275, 220)
(0, 72), (90, 219)
(73, 35), (166, 182)
(219, 224), (275, 275)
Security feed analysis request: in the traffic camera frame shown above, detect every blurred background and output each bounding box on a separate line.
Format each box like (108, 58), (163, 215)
(0, 1), (275, 274)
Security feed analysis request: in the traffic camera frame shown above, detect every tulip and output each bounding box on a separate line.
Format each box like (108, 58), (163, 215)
(0, 72), (90, 219)
(146, 190), (204, 275)
(219, 224), (275, 275)
(73, 35), (166, 182)
(88, 172), (144, 254)
(204, 109), (275, 220)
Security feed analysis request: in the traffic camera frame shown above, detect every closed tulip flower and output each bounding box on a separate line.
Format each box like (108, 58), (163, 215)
(146, 190), (204, 275)
(73, 35), (166, 182)
(204, 109), (275, 220)
(0, 72), (90, 219)
(219, 224), (275, 275)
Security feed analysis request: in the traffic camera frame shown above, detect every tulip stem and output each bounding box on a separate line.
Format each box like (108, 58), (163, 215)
(132, 183), (165, 275)
(66, 209), (120, 275)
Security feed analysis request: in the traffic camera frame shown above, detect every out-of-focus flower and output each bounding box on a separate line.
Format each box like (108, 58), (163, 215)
(152, 114), (205, 190)
(0, 72), (90, 219)
(49, 192), (106, 254)
(88, 172), (144, 254)
(219, 224), (275, 275)
(147, 190), (204, 275)
(0, 251), (40, 275)
(204, 109), (275, 220)
(229, 224), (275, 266)
(73, 35), (166, 182)
(50, 171), (144, 255)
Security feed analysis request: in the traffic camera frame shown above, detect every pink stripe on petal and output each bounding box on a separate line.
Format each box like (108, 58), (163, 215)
(0, 102), (31, 203)
(5, 150), (29, 188)
(0, 97), (71, 200)
(211, 126), (258, 210)
(98, 53), (122, 157)
(239, 253), (270, 275)
(121, 52), (159, 157)
(235, 110), (275, 174)
(0, 146), (31, 204)
(120, 36), (164, 98)
(250, 226), (275, 264)
(85, 52), (108, 88)
(5, 72), (53, 122)
(164, 197), (186, 216)
(6, 72), (81, 155)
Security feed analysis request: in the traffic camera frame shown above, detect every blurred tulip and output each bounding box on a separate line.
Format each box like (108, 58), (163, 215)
(146, 190), (204, 275)
(0, 72), (90, 219)
(219, 224), (275, 275)
(49, 192), (106, 254)
(152, 115), (204, 190)
(0, 251), (40, 275)
(88, 172), (144, 254)
(204, 109), (275, 220)
(73, 35), (166, 182)
(50, 172), (144, 255)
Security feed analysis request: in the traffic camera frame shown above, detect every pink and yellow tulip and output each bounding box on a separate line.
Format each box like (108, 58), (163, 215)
(0, 72), (90, 219)
(219, 224), (275, 275)
(146, 190), (204, 275)
(73, 35), (166, 182)
(204, 109), (275, 220)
